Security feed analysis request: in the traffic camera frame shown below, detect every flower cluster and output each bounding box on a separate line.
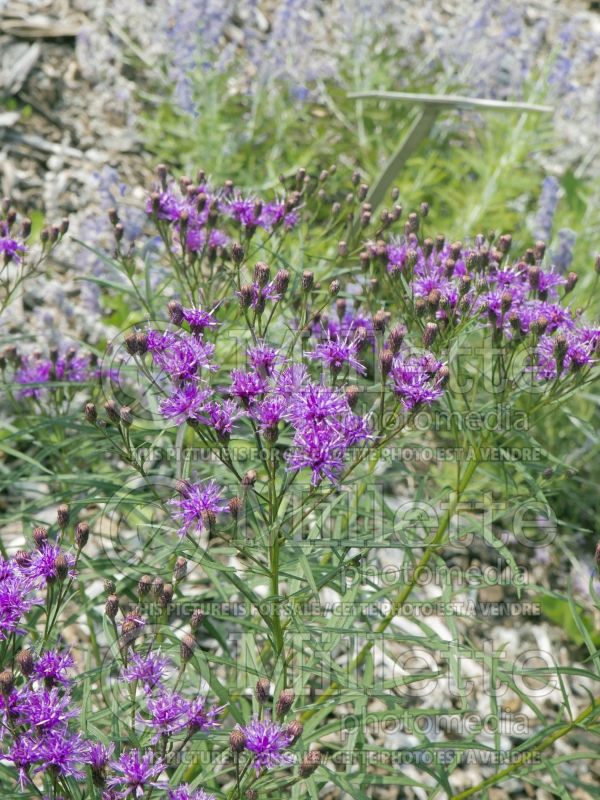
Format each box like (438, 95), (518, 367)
(1, 346), (107, 400)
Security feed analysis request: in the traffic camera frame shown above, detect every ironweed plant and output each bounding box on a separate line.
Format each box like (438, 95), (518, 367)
(2, 165), (600, 799)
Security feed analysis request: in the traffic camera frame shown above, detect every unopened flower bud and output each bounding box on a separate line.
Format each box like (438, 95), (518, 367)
(501, 291), (512, 314)
(174, 557), (187, 582)
(231, 242), (244, 264)
(437, 365), (450, 387)
(119, 406), (133, 426)
(14, 550), (31, 568)
(105, 594), (119, 620)
(299, 751), (321, 777)
(104, 400), (120, 423)
(55, 554), (69, 581)
(329, 280), (340, 296)
(276, 689), (295, 716)
(104, 578), (116, 594)
(20, 217), (32, 238)
(254, 262), (270, 287)
(286, 720), (304, 744)
(427, 289), (441, 312)
(302, 271), (314, 291)
(168, 301), (184, 325)
(114, 223), (124, 242)
(152, 576), (164, 597)
(242, 469), (257, 489)
(346, 385), (359, 410)
(75, 522), (89, 549)
(420, 202), (429, 218)
(33, 527), (48, 549)
(0, 670), (14, 696)
(190, 608), (205, 631)
(228, 496), (241, 520)
(85, 402), (97, 423)
(17, 649), (35, 677)
(160, 583), (174, 607)
(528, 266), (540, 291)
(388, 324), (405, 354)
(255, 677), (271, 704)
(415, 298), (427, 317)
(230, 728), (246, 753)
(373, 310), (386, 334)
(274, 269), (290, 295)
(423, 322), (438, 348)
(358, 183), (368, 201)
(338, 241), (348, 258)
(180, 633), (196, 662)
(379, 349), (393, 379)
(565, 272), (578, 293)
(239, 284), (254, 309)
(57, 504), (69, 529)
(138, 575), (152, 596)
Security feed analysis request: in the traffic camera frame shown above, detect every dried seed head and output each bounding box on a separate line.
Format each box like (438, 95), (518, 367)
(299, 750), (321, 777)
(255, 677), (271, 704)
(286, 720), (304, 744)
(85, 402), (97, 423)
(230, 728), (246, 753)
(17, 648), (35, 677)
(105, 594), (119, 620)
(180, 633), (196, 662)
(75, 521), (89, 549)
(57, 504), (69, 529)
(276, 689), (295, 717)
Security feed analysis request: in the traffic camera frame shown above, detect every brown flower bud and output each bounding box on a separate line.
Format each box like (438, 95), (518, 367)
(565, 272), (578, 293)
(55, 554), (69, 582)
(230, 728), (246, 753)
(159, 583), (174, 607)
(119, 406), (133, 426)
(373, 310), (387, 334)
(500, 291), (512, 314)
(174, 557), (187, 582)
(108, 208), (120, 226)
(274, 269), (290, 295)
(329, 280), (340, 296)
(33, 527), (48, 549)
(17, 648), (35, 677)
(286, 720), (304, 744)
(423, 322), (438, 348)
(299, 750), (321, 777)
(388, 324), (405, 355)
(104, 578), (116, 594)
(228, 497), (241, 519)
(276, 689), (295, 717)
(180, 633), (196, 662)
(190, 608), (205, 631)
(138, 575), (152, 596)
(75, 522), (89, 549)
(152, 576), (164, 597)
(379, 349), (393, 379)
(242, 469), (257, 488)
(231, 242), (245, 264)
(254, 262), (270, 288)
(104, 400), (120, 423)
(345, 385), (359, 410)
(105, 594), (119, 620)
(14, 550), (31, 568)
(57, 504), (69, 529)
(302, 271), (314, 291)
(239, 284), (254, 310)
(84, 403), (97, 423)
(0, 670), (14, 696)
(528, 266), (540, 291)
(124, 334), (139, 356)
(255, 677), (271, 704)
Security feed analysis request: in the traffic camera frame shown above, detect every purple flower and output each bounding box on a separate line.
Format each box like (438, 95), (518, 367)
(181, 306), (219, 333)
(107, 749), (166, 798)
(23, 545), (76, 585)
(198, 399), (241, 436)
(186, 697), (223, 732)
(34, 649), (75, 686)
(89, 741), (115, 774)
(0, 234), (26, 263)
(121, 651), (172, 693)
(241, 716), (295, 773)
(308, 331), (366, 375)
(274, 364), (308, 397)
(285, 384), (347, 427)
(160, 383), (213, 424)
(146, 190), (183, 221)
(252, 394), (287, 432)
(151, 335), (216, 381)
(230, 370), (267, 406)
(0, 561), (41, 640)
(286, 426), (347, 485)
(7, 735), (37, 789)
(168, 787), (215, 800)
(33, 730), (89, 781)
(248, 343), (279, 377)
(19, 686), (78, 730)
(14, 351), (93, 399)
(169, 480), (228, 537)
(140, 690), (190, 743)
(390, 354), (446, 410)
